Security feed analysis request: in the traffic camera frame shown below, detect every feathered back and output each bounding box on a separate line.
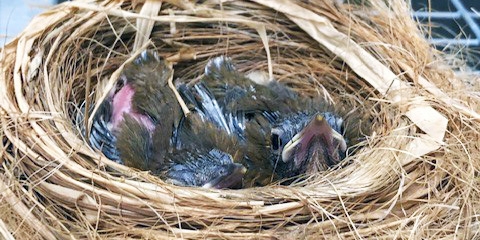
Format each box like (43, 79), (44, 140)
(124, 51), (180, 124)
(202, 56), (298, 115)
(176, 84), (242, 159)
(115, 115), (158, 171)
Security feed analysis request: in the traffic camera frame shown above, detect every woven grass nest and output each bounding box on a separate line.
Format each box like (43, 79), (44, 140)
(1, 0), (480, 239)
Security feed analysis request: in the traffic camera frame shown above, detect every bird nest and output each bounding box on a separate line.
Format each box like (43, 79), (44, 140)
(1, 0), (479, 239)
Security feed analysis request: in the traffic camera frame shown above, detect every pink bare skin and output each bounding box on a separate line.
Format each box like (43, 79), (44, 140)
(110, 84), (156, 132)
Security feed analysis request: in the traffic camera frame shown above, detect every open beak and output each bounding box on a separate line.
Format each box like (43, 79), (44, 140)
(202, 163), (247, 189)
(281, 114), (347, 164)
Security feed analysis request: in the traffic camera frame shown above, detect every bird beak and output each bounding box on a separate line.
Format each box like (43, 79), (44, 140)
(281, 114), (347, 165)
(202, 163), (247, 189)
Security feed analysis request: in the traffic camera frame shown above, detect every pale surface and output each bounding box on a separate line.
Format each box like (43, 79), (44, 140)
(0, 0), (54, 45)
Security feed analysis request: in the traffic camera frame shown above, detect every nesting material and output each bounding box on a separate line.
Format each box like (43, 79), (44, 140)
(1, 0), (479, 239)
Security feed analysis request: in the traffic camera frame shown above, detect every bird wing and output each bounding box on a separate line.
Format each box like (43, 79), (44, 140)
(179, 83), (232, 134)
(78, 100), (122, 163)
(175, 83), (240, 157)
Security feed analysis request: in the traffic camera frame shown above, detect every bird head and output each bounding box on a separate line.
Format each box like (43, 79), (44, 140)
(200, 162), (247, 189)
(271, 113), (347, 178)
(166, 149), (247, 189)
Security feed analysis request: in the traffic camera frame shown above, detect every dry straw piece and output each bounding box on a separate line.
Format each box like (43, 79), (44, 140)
(1, 0), (479, 239)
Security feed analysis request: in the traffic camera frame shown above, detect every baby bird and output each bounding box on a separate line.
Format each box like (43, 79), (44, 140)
(200, 56), (367, 185)
(173, 82), (248, 188)
(181, 58), (292, 186)
(84, 50), (245, 188)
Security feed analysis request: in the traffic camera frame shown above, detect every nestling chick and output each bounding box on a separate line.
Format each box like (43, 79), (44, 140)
(84, 50), (246, 188)
(84, 50), (176, 164)
(200, 56), (368, 185)
(173, 82), (247, 187)
(182, 57), (295, 186)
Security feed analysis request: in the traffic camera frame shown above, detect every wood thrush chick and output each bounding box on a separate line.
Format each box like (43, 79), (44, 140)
(199, 56), (369, 185)
(84, 51), (246, 188)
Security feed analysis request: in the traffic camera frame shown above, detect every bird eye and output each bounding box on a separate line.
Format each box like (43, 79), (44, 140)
(271, 128), (284, 152)
(271, 134), (281, 151)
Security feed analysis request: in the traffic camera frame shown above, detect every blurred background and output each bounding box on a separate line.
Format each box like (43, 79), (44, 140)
(411, 0), (480, 73)
(0, 0), (57, 45)
(1, 0), (479, 72)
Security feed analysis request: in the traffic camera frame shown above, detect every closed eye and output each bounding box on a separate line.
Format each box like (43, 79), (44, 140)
(218, 168), (227, 175)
